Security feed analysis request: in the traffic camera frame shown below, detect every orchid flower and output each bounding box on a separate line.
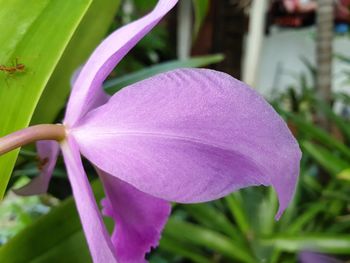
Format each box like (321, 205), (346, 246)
(0, 0), (301, 262)
(299, 251), (343, 263)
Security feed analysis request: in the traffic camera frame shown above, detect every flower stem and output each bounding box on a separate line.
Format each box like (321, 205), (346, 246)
(0, 124), (66, 155)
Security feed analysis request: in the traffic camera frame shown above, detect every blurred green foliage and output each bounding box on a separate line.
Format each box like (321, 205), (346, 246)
(0, 1), (350, 263)
(0, 177), (53, 246)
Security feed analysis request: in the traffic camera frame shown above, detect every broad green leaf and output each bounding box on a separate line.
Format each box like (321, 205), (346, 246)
(0, 180), (106, 263)
(104, 54), (224, 93)
(31, 0), (121, 125)
(164, 219), (256, 263)
(0, 0), (92, 199)
(262, 235), (350, 254)
(192, 0), (209, 39)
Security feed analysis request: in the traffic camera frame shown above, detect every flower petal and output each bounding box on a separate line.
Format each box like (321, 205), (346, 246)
(61, 137), (117, 263)
(65, 0), (178, 126)
(98, 169), (171, 263)
(70, 66), (82, 87)
(69, 66), (110, 121)
(299, 251), (343, 263)
(14, 140), (59, 196)
(73, 69), (301, 218)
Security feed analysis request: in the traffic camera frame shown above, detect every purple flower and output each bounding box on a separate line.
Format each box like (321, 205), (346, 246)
(14, 0), (301, 262)
(299, 251), (344, 263)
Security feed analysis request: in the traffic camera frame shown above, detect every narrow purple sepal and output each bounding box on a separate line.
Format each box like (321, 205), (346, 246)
(65, 0), (178, 126)
(14, 140), (59, 196)
(61, 137), (118, 263)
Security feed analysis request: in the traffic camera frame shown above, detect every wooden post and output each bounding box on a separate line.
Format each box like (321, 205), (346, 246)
(316, 0), (334, 130)
(212, 0), (247, 79)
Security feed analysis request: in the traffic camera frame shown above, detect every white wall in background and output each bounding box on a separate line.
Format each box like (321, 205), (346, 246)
(256, 26), (350, 98)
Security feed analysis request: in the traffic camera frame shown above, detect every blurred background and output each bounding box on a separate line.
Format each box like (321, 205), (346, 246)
(1, 0), (350, 262)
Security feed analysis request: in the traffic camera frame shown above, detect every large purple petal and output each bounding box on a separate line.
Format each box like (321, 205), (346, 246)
(14, 140), (59, 196)
(72, 69), (301, 218)
(98, 169), (171, 263)
(61, 137), (117, 262)
(64, 0), (178, 126)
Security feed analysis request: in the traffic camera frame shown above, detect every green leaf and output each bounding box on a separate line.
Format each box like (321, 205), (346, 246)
(279, 108), (350, 160)
(133, 0), (158, 11)
(313, 99), (350, 141)
(159, 237), (212, 263)
(337, 168), (350, 181)
(335, 92), (350, 105)
(287, 203), (326, 234)
(0, 181), (106, 263)
(104, 54), (224, 94)
(192, 0), (209, 39)
(184, 203), (245, 245)
(299, 56), (316, 80)
(164, 219), (256, 263)
(31, 0), (121, 125)
(335, 53), (350, 64)
(225, 193), (251, 236)
(0, 0), (92, 199)
(262, 235), (350, 254)
(301, 141), (350, 176)
(257, 188), (278, 236)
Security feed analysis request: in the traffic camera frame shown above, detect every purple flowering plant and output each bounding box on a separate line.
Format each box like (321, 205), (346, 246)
(0, 0), (301, 262)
